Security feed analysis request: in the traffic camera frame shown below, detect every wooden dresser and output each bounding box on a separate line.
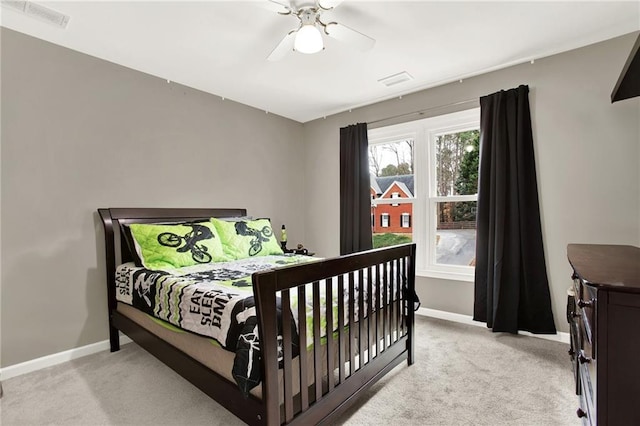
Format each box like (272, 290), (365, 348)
(567, 244), (640, 425)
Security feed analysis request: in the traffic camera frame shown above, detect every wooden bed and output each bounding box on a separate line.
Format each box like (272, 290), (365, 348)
(98, 207), (416, 425)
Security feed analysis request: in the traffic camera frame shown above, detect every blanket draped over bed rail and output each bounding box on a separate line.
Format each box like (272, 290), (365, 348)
(98, 208), (416, 425)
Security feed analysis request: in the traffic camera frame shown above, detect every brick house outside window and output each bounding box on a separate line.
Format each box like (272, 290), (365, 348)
(371, 174), (413, 234)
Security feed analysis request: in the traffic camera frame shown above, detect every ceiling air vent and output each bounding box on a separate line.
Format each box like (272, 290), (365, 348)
(378, 71), (414, 87)
(1, 1), (70, 28)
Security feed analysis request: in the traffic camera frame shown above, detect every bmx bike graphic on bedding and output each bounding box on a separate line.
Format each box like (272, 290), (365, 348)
(234, 221), (273, 256)
(157, 223), (213, 263)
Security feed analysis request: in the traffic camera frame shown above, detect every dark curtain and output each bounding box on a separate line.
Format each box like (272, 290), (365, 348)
(473, 85), (556, 334)
(340, 123), (373, 255)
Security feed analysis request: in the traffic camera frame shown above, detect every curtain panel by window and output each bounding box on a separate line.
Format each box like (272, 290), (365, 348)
(340, 123), (373, 255)
(473, 85), (556, 334)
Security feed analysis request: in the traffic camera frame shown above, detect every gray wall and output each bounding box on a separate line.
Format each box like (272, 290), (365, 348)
(2, 28), (639, 368)
(302, 32), (640, 333)
(0, 28), (305, 367)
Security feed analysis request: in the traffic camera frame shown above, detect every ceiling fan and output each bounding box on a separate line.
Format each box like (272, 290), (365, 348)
(265, 0), (376, 61)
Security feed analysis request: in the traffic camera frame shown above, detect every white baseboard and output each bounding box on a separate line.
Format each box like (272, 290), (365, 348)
(0, 333), (132, 381)
(416, 307), (570, 344)
(1, 310), (569, 382)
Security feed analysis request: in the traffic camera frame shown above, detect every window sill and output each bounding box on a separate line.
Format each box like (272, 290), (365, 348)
(416, 269), (474, 283)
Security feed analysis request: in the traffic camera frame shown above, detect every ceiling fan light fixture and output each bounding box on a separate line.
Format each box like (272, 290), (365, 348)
(294, 24), (323, 54)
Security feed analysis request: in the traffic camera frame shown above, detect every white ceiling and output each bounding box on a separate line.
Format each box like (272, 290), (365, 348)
(2, 1), (639, 123)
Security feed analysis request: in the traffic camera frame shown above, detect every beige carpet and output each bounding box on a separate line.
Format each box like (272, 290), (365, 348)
(0, 316), (579, 425)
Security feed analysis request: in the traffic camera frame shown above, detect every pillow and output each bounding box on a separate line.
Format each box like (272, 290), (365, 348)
(128, 222), (229, 269)
(121, 220), (209, 267)
(211, 217), (284, 259)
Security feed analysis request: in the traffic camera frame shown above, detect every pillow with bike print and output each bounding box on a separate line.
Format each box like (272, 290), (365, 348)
(210, 217), (284, 260)
(128, 222), (230, 270)
(121, 220), (210, 267)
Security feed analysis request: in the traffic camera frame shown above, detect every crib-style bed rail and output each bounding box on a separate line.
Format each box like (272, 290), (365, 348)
(254, 243), (416, 425)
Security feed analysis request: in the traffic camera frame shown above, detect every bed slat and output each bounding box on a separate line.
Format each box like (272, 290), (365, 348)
(407, 249), (416, 366)
(382, 261), (388, 352)
(358, 269), (365, 370)
(337, 275), (345, 384)
(281, 290), (294, 422)
(367, 266), (373, 364)
(401, 257), (406, 334)
(395, 258), (401, 340)
(348, 271), (356, 377)
(326, 278), (335, 392)
(297, 285), (309, 412)
(375, 263), (381, 357)
(312, 281), (323, 402)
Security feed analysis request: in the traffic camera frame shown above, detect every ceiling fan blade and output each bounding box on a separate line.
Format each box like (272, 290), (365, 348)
(318, 0), (344, 10)
(324, 22), (375, 51)
(267, 30), (297, 61)
(263, 0), (291, 14)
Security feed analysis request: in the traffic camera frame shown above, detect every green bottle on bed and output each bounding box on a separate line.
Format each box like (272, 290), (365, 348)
(280, 225), (287, 251)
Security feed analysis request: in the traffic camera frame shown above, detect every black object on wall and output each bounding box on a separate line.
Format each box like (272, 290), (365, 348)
(473, 85), (556, 335)
(340, 122), (373, 255)
(611, 33), (640, 103)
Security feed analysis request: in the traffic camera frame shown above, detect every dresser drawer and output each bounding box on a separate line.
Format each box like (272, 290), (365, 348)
(567, 292), (580, 395)
(577, 312), (594, 361)
(574, 279), (596, 349)
(577, 312), (596, 386)
(578, 361), (596, 426)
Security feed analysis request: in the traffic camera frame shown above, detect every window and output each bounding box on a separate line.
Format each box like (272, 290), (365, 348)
(368, 108), (480, 281)
(381, 213), (390, 228)
(391, 192), (400, 206)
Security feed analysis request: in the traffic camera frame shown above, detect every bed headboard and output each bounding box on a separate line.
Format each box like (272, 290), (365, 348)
(97, 208), (247, 336)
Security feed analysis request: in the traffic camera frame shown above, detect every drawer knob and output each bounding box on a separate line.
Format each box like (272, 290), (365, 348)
(578, 351), (592, 364)
(577, 408), (588, 418)
(577, 299), (593, 308)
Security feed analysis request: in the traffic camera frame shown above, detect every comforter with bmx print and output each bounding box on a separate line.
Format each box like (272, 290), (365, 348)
(114, 255), (318, 395)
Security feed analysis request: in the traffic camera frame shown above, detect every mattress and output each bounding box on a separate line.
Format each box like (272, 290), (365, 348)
(117, 302), (340, 401)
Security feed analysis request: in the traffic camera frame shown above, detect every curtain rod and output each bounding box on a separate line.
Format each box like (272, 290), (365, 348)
(368, 98), (478, 126)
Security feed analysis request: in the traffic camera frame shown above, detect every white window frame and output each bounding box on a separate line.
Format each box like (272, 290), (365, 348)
(401, 213), (411, 228)
(369, 108), (480, 282)
(381, 213), (390, 228)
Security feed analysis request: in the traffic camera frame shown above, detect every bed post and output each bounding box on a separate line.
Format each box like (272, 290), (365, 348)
(98, 208), (120, 352)
(253, 270), (280, 426)
(407, 243), (416, 366)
